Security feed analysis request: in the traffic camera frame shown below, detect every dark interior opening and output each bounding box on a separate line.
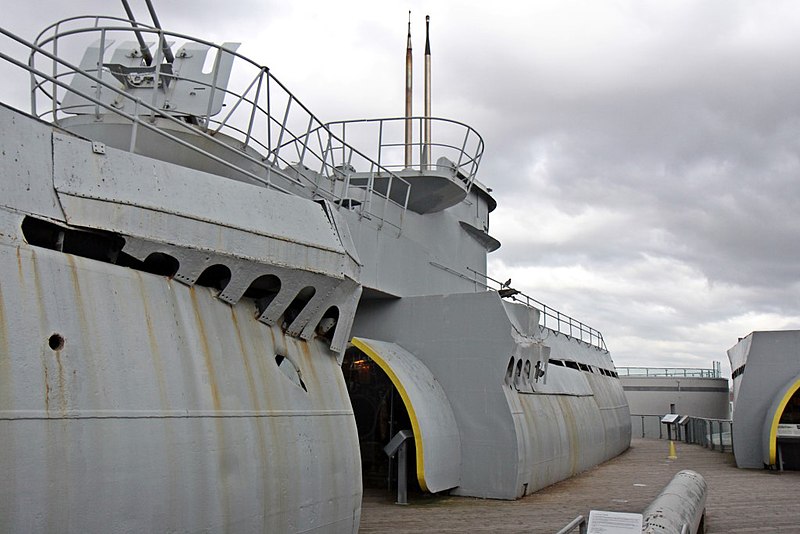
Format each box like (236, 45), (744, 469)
(22, 216), (124, 263)
(316, 306), (339, 341)
(778, 388), (800, 470)
(195, 264), (232, 291)
(342, 347), (419, 493)
(137, 252), (180, 277)
(245, 274), (281, 314)
(282, 286), (316, 329)
(21, 216), (182, 278)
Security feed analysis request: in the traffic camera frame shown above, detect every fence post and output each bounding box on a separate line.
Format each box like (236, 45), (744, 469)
(710, 421), (716, 451)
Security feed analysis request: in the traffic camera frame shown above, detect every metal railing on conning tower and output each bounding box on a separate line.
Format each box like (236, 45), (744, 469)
(469, 269), (607, 351)
(0, 16), (418, 231)
(320, 116), (484, 189)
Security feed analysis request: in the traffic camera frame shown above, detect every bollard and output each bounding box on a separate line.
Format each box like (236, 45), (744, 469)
(642, 470), (707, 534)
(667, 440), (678, 460)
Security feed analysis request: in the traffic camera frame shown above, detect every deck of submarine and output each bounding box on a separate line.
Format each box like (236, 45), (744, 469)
(359, 438), (800, 533)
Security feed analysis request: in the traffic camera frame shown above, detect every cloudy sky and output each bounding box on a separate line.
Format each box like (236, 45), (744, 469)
(4, 1), (800, 375)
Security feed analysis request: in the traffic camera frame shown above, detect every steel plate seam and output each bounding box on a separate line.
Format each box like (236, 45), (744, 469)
(0, 410), (355, 420)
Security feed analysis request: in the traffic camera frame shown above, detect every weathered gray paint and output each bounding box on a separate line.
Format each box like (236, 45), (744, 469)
(0, 244), (361, 532)
(351, 292), (630, 499)
(727, 330), (800, 468)
(0, 101), (363, 531)
(340, 191), (489, 297)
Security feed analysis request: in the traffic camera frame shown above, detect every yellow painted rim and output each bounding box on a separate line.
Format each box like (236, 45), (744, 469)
(769, 379), (800, 465)
(352, 338), (428, 492)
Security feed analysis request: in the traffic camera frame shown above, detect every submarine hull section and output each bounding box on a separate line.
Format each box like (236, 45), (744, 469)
(0, 242), (362, 532)
(351, 291), (630, 499)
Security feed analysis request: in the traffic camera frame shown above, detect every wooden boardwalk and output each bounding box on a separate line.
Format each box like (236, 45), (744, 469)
(359, 438), (800, 533)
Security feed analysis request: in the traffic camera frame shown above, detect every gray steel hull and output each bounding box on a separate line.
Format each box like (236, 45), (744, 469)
(0, 226), (361, 533)
(351, 292), (631, 500)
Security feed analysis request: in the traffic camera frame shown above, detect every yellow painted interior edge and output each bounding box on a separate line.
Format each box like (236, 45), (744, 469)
(768, 379), (800, 465)
(352, 338), (428, 492)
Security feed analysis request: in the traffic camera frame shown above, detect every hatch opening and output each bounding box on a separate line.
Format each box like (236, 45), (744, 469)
(776, 387), (800, 469)
(342, 346), (420, 493)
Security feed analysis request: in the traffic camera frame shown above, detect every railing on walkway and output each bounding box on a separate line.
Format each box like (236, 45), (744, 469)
(631, 414), (733, 453)
(555, 515), (586, 534)
(618, 362), (722, 378)
(469, 269), (607, 351)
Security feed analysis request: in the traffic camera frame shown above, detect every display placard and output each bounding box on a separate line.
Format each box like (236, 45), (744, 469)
(587, 510), (643, 533)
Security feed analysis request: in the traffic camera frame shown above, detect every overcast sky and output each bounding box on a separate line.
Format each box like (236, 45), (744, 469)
(4, 1), (800, 375)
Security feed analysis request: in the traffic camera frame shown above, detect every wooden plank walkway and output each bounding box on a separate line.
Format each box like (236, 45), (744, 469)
(359, 438), (800, 533)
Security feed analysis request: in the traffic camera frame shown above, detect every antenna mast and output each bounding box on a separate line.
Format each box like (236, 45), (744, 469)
(424, 15), (431, 169)
(405, 11), (413, 168)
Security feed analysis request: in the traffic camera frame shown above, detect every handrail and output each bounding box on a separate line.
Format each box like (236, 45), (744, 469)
(467, 267), (607, 351)
(555, 515), (587, 534)
(617, 366), (722, 378)
(2, 28), (293, 193)
(3, 16), (414, 231)
(320, 116), (485, 191)
(631, 414), (733, 452)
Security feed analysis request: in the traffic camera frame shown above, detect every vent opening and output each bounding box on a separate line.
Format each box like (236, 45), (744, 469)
(22, 216), (124, 263)
(245, 274), (281, 314)
(282, 286), (316, 330)
(316, 306), (339, 341)
(275, 354), (307, 392)
(21, 216), (182, 278)
(505, 357), (515, 386)
(195, 264), (232, 291)
(136, 252), (180, 277)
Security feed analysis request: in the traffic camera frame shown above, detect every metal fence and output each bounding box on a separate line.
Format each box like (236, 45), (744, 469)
(617, 364), (722, 378)
(631, 414), (733, 453)
(468, 269), (607, 351)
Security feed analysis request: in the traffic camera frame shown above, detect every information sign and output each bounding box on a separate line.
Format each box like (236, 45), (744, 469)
(587, 510), (643, 534)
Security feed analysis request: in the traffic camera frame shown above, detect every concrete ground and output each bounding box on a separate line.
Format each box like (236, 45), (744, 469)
(359, 438), (800, 533)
